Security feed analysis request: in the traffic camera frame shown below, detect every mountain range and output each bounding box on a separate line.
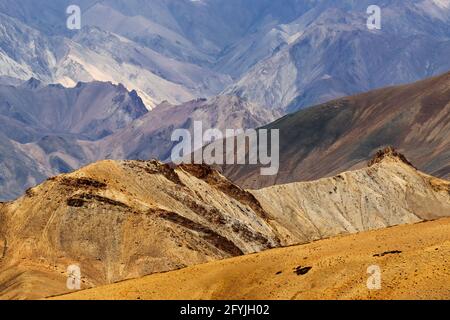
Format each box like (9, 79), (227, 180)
(221, 71), (450, 188)
(1, 69), (449, 200)
(0, 0), (449, 110)
(0, 79), (147, 200)
(0, 79), (277, 200)
(1, 148), (449, 299)
(1, 0), (450, 301)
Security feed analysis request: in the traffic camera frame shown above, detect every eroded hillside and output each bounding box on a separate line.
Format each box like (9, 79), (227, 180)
(0, 149), (449, 299)
(0, 160), (279, 299)
(253, 147), (450, 245)
(222, 71), (450, 188)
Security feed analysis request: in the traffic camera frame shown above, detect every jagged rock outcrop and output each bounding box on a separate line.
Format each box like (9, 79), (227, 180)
(367, 146), (415, 168)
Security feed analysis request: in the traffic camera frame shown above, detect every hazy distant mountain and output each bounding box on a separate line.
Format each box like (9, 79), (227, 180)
(0, 80), (147, 200)
(225, 0), (450, 111)
(1, 0), (449, 111)
(0, 79), (147, 140)
(0, 10), (231, 108)
(98, 95), (281, 162)
(0, 79), (276, 200)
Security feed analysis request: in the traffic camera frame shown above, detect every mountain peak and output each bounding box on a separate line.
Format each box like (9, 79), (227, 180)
(21, 77), (43, 90)
(368, 147), (415, 168)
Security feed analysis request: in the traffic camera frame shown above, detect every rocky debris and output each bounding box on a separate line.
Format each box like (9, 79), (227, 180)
(373, 250), (402, 257)
(66, 193), (129, 208)
(179, 164), (270, 220)
(294, 266), (312, 276)
(164, 188), (277, 250)
(66, 198), (85, 208)
(25, 188), (35, 197)
(124, 160), (184, 186)
(166, 190), (228, 225)
(231, 222), (277, 249)
(428, 178), (450, 195)
(60, 177), (107, 190)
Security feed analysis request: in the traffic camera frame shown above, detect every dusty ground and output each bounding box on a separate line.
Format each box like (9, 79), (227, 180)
(56, 217), (450, 300)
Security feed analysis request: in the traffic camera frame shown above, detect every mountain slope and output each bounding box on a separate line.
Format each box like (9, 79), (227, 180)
(0, 79), (148, 140)
(222, 71), (450, 189)
(1, 1), (449, 111)
(0, 150), (449, 299)
(0, 12), (230, 108)
(252, 148), (450, 246)
(0, 160), (279, 299)
(0, 87), (277, 201)
(57, 216), (450, 300)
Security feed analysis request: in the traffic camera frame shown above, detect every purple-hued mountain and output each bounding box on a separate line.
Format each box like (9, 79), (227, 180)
(0, 0), (449, 199)
(0, 79), (274, 200)
(0, 80), (147, 199)
(0, 0), (449, 110)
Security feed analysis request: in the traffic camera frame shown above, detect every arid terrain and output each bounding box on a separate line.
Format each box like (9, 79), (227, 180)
(55, 217), (450, 300)
(222, 71), (450, 188)
(0, 160), (279, 299)
(1, 0), (449, 303)
(0, 148), (449, 299)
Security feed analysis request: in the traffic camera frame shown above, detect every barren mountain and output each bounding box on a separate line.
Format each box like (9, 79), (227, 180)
(0, 80), (147, 200)
(0, 79), (147, 140)
(0, 12), (230, 108)
(0, 87), (277, 201)
(222, 71), (450, 189)
(98, 95), (281, 162)
(0, 160), (279, 299)
(253, 147), (450, 246)
(0, 149), (449, 299)
(1, 1), (449, 111)
(58, 216), (450, 300)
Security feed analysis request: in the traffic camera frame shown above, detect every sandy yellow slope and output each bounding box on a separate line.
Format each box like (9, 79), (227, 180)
(56, 217), (450, 300)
